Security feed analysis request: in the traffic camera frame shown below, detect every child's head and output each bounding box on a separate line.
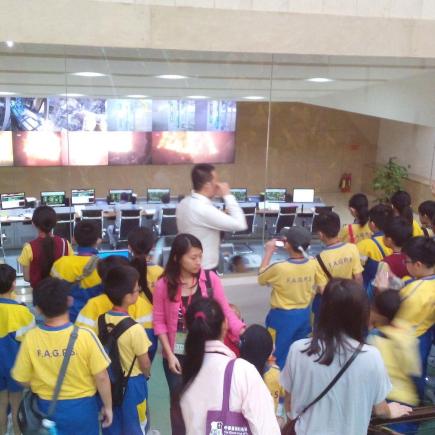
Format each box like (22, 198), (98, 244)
(313, 212), (340, 241)
(230, 255), (247, 273)
(371, 289), (401, 327)
(418, 200), (435, 228)
(239, 324), (273, 376)
(229, 303), (242, 320)
(280, 226), (311, 255)
(390, 190), (413, 225)
(32, 205), (57, 234)
(383, 217), (413, 250)
(105, 265), (140, 307)
(348, 193), (369, 226)
(73, 221), (100, 247)
(33, 277), (70, 318)
(127, 227), (154, 257)
(161, 193), (171, 204)
(368, 204), (393, 233)
(97, 255), (130, 283)
(402, 237), (435, 278)
(0, 264), (16, 294)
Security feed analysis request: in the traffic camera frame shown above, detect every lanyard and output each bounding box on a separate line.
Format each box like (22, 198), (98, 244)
(178, 277), (199, 320)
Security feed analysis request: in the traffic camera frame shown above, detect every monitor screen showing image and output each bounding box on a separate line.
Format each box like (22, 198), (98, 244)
(147, 188), (170, 203)
(293, 188), (315, 203)
(71, 189), (95, 205)
(41, 191), (66, 206)
(1, 192), (26, 210)
(265, 188), (286, 203)
(108, 189), (133, 204)
(230, 188), (248, 202)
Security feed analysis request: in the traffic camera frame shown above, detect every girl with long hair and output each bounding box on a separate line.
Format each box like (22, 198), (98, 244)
(391, 190), (424, 237)
(339, 193), (372, 243)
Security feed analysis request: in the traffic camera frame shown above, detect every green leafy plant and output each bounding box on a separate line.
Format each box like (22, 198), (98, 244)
(372, 158), (408, 203)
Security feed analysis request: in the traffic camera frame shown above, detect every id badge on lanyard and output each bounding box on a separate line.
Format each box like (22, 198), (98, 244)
(174, 286), (195, 356)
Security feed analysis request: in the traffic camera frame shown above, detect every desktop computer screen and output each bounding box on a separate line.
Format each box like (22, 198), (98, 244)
(293, 188), (315, 203)
(230, 188), (248, 202)
(71, 189), (95, 205)
(265, 188), (286, 203)
(0, 192), (26, 210)
(41, 191), (66, 206)
(147, 188), (170, 203)
(108, 189), (133, 204)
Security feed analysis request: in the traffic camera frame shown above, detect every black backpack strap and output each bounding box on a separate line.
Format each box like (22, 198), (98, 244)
(423, 227), (430, 239)
(111, 317), (137, 340)
(205, 269), (214, 298)
(316, 254), (333, 280)
(97, 314), (108, 343)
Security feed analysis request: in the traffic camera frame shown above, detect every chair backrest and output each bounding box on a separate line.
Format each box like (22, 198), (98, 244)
(275, 214), (296, 234)
(119, 209), (141, 240)
(81, 209), (103, 237)
(160, 214), (178, 236)
(162, 207), (176, 216)
(234, 207), (256, 235)
(314, 206), (333, 214)
(279, 206), (297, 215)
(53, 212), (74, 241)
(241, 206), (256, 216)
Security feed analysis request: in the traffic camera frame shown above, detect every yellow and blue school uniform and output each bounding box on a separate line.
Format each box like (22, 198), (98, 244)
(98, 311), (151, 435)
(12, 322), (110, 435)
(145, 264), (163, 292)
(263, 362), (285, 419)
(51, 247), (103, 322)
(412, 219), (424, 237)
(339, 223), (372, 244)
(0, 297), (34, 392)
(258, 258), (324, 369)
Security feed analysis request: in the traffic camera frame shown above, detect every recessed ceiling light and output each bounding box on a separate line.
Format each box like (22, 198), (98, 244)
(126, 94), (148, 98)
(186, 95), (209, 99)
(5, 41), (14, 48)
(306, 77), (334, 83)
(59, 93), (84, 97)
(243, 96), (265, 100)
(0, 91), (16, 96)
(71, 72), (107, 77)
(156, 74), (188, 80)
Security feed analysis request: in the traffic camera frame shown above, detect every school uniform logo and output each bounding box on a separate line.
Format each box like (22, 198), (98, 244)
(36, 348), (76, 358)
(209, 421), (223, 435)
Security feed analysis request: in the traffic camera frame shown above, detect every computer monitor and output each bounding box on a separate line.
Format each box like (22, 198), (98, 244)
(71, 189), (95, 205)
(230, 188), (248, 202)
(293, 188), (315, 203)
(147, 188), (170, 203)
(1, 192), (26, 210)
(265, 188), (286, 203)
(98, 250), (130, 260)
(108, 189), (133, 204)
(41, 191), (66, 207)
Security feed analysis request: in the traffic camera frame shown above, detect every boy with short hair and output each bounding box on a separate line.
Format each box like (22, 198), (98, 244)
(258, 227), (324, 369)
(12, 277), (112, 435)
(418, 200), (435, 238)
(0, 264), (34, 435)
(98, 265), (151, 435)
(51, 220), (102, 321)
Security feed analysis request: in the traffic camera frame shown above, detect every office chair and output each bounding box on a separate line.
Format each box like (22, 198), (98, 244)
(0, 222), (7, 262)
(81, 209), (104, 239)
(273, 206), (297, 234)
(160, 207), (178, 237)
(115, 209), (141, 248)
(53, 212), (74, 242)
(227, 205), (257, 254)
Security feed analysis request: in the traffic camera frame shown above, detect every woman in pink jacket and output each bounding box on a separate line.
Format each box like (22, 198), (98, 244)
(153, 233), (245, 435)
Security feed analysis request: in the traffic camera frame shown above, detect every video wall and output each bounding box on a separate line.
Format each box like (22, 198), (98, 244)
(0, 97), (237, 166)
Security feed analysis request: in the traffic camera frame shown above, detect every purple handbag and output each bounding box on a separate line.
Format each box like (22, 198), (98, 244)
(205, 359), (252, 435)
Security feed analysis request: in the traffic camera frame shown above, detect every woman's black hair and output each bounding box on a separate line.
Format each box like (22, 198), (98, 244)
(402, 236), (435, 268)
(391, 190), (413, 225)
(182, 297), (225, 392)
(163, 233), (203, 301)
(349, 193), (369, 227)
(303, 278), (369, 365)
(418, 200), (435, 220)
(239, 324), (273, 376)
(32, 206), (57, 280)
(128, 227), (156, 303)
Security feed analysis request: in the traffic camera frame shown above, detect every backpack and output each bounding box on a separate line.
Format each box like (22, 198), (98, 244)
(98, 314), (137, 406)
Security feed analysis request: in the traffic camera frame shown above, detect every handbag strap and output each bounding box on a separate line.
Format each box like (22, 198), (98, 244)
(221, 359), (236, 413)
(316, 254), (332, 280)
(297, 342), (363, 417)
(47, 325), (79, 417)
(348, 224), (356, 244)
(371, 237), (386, 259)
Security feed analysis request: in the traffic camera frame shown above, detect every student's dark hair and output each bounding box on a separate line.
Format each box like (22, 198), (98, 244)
(383, 217), (413, 248)
(0, 264), (16, 294)
(74, 220), (99, 247)
(418, 200), (435, 220)
(191, 164), (215, 191)
(313, 211), (340, 238)
(349, 193), (369, 227)
(161, 193), (171, 204)
(369, 204), (393, 232)
(128, 227), (156, 303)
(163, 233), (203, 301)
(33, 277), (70, 318)
(402, 236), (435, 268)
(120, 192), (130, 202)
(239, 324), (273, 376)
(32, 206), (58, 280)
(391, 190), (413, 225)
(303, 278), (369, 365)
(373, 290), (401, 323)
(97, 255), (129, 282)
(182, 297), (225, 392)
(105, 265), (140, 306)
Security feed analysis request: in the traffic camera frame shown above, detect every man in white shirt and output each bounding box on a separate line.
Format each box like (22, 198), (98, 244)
(176, 164), (247, 270)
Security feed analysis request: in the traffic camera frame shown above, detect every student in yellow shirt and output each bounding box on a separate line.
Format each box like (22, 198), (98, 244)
(418, 200), (435, 238)
(51, 221), (102, 322)
(398, 236), (435, 401)
(97, 265), (151, 435)
(12, 278), (112, 435)
(391, 190), (424, 237)
(258, 227), (324, 369)
(339, 193), (372, 244)
(0, 264), (34, 435)
(128, 227), (163, 361)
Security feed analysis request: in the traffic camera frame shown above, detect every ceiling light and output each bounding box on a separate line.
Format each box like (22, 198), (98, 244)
(156, 74), (188, 80)
(126, 94), (148, 98)
(5, 41), (14, 48)
(59, 93), (84, 97)
(71, 72), (107, 77)
(186, 95), (209, 99)
(306, 77), (334, 83)
(0, 91), (16, 96)
(243, 96), (265, 100)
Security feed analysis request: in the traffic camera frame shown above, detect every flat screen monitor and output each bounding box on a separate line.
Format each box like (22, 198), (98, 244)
(71, 189), (95, 205)
(293, 188), (315, 203)
(265, 188), (286, 203)
(98, 250), (130, 260)
(230, 188), (248, 202)
(108, 189), (133, 204)
(41, 191), (66, 206)
(147, 188), (170, 203)
(1, 192), (26, 210)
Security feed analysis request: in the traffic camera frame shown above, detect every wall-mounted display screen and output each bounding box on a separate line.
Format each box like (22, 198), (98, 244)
(0, 131), (13, 166)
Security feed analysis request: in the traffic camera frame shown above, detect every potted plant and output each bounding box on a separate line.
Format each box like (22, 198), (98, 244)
(372, 158), (408, 203)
